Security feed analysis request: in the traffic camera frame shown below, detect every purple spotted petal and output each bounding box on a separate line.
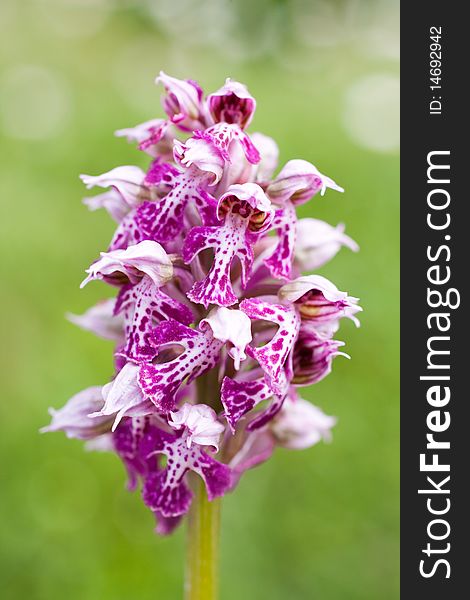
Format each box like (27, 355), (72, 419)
(144, 160), (179, 191)
(115, 277), (194, 362)
(138, 320), (222, 412)
(157, 72), (207, 132)
(183, 222), (252, 308)
(220, 377), (272, 433)
(184, 184), (272, 308)
(133, 173), (216, 243)
(264, 203), (297, 279)
(142, 426), (230, 517)
(196, 451), (231, 500)
(143, 468), (193, 518)
(205, 122), (260, 165)
(240, 298), (300, 393)
(113, 416), (160, 490)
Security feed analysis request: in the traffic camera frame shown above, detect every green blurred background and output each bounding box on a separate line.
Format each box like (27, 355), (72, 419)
(0, 1), (399, 598)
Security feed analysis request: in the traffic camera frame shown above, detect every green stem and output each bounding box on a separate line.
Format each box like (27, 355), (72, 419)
(185, 474), (221, 600)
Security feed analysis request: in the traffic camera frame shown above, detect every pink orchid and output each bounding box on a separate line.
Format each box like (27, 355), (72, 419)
(44, 71), (360, 597)
(279, 274), (362, 334)
(157, 72), (208, 132)
(207, 78), (256, 129)
(295, 218), (358, 271)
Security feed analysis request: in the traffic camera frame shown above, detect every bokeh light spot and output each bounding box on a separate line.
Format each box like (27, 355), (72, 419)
(342, 74), (399, 153)
(1, 65), (71, 140)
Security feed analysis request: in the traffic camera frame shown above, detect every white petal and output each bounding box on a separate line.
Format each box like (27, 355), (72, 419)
(201, 307), (252, 370)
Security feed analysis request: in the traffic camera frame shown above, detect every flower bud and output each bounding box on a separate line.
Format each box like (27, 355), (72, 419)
(267, 159), (343, 205)
(207, 78), (256, 129)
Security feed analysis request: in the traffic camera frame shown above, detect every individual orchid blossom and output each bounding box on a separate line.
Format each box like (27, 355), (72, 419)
(279, 274), (362, 333)
(292, 326), (350, 385)
(157, 71), (208, 132)
(44, 71), (361, 600)
(207, 78), (256, 129)
(115, 118), (176, 159)
(264, 159), (344, 279)
(142, 409), (230, 518)
(41, 386), (112, 440)
(295, 218), (359, 271)
(183, 183), (273, 307)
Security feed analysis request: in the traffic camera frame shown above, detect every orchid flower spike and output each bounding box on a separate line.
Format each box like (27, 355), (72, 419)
(44, 72), (361, 539)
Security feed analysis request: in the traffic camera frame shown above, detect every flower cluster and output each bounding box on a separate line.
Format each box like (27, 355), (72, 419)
(44, 72), (361, 534)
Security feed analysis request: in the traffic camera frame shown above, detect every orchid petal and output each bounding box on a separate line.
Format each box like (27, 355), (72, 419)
(81, 241), (173, 288)
(220, 377), (272, 433)
(83, 189), (130, 223)
(295, 218), (359, 270)
(142, 426), (230, 517)
(200, 307), (252, 369)
(91, 363), (156, 431)
(138, 320), (222, 412)
(228, 427), (275, 489)
(184, 184), (272, 308)
(131, 174), (216, 243)
(115, 118), (174, 158)
(267, 159), (343, 206)
(240, 298), (300, 394)
(279, 274), (362, 329)
(156, 72), (206, 131)
(80, 166), (146, 206)
(113, 417), (161, 490)
(272, 397), (337, 449)
(67, 299), (124, 342)
(292, 325), (349, 386)
(264, 203), (297, 279)
(115, 277), (193, 362)
(168, 403), (224, 451)
(207, 78), (256, 129)
(41, 386), (112, 440)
